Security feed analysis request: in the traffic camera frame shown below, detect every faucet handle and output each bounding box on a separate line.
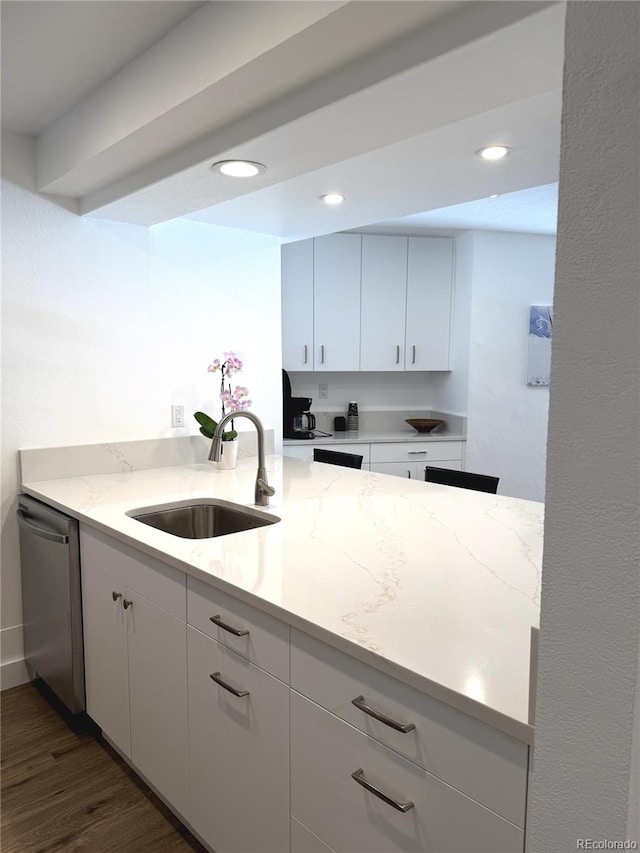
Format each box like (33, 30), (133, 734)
(257, 478), (275, 497)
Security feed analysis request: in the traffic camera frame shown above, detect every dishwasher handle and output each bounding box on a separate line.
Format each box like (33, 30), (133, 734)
(17, 509), (69, 545)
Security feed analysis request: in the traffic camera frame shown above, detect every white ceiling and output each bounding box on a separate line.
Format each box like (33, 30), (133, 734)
(0, 1), (566, 238)
(0, 1), (205, 135)
(352, 183), (559, 238)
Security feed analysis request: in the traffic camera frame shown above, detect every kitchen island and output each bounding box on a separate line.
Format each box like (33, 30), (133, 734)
(20, 444), (542, 852)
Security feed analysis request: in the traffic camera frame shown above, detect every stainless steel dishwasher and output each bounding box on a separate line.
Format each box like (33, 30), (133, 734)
(17, 495), (85, 713)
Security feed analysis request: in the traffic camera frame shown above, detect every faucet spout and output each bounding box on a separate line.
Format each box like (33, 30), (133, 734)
(209, 411), (275, 507)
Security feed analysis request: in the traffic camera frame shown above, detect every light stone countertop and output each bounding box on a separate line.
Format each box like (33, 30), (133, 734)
(21, 454), (541, 743)
(283, 429), (466, 445)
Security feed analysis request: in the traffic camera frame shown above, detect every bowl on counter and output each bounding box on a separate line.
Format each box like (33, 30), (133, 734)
(405, 418), (445, 433)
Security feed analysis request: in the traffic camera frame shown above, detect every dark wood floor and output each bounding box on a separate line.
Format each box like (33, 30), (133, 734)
(1, 681), (208, 853)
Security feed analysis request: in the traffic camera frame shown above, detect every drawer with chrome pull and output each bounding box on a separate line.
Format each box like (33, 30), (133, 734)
(291, 692), (524, 853)
(187, 575), (290, 683)
(369, 440), (464, 465)
(291, 629), (527, 828)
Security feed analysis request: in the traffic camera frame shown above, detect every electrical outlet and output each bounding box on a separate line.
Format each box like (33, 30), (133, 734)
(318, 383), (328, 399)
(171, 404), (185, 428)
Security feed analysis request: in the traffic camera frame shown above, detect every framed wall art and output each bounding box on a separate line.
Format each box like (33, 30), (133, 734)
(527, 305), (553, 386)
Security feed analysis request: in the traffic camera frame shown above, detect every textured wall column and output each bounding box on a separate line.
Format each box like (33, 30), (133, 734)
(527, 2), (640, 850)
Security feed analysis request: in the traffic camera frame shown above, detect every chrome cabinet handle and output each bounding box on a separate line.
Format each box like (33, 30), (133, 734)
(210, 614), (250, 637)
(412, 345), (416, 364)
(303, 344), (308, 364)
(395, 345), (400, 364)
(408, 450), (427, 455)
(320, 344), (325, 364)
(122, 599), (133, 610)
(210, 671), (249, 698)
(351, 695), (416, 733)
(351, 768), (414, 813)
(112, 591), (122, 602)
(16, 509), (69, 545)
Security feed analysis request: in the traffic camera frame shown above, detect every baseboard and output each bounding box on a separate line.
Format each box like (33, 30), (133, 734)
(1, 657), (32, 691)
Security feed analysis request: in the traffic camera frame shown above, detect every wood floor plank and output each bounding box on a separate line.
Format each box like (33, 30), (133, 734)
(1, 682), (207, 853)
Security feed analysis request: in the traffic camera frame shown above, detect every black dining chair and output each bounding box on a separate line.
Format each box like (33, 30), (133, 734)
(313, 448), (363, 470)
(424, 466), (499, 494)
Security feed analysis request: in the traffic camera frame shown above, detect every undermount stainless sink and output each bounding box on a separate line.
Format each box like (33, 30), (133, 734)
(127, 499), (280, 540)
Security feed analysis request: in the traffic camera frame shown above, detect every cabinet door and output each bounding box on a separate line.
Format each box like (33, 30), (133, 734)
(188, 627), (290, 853)
(81, 557), (130, 756)
(282, 240), (314, 372)
(314, 234), (361, 371)
(291, 817), (337, 853)
(369, 461), (418, 479)
(128, 589), (189, 819)
(360, 235), (408, 371)
(405, 237), (454, 370)
(291, 692), (524, 853)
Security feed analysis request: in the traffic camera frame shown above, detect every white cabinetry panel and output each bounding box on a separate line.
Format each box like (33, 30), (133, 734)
(291, 817), (337, 853)
(128, 588), (189, 819)
(282, 443), (370, 465)
(282, 239), (314, 372)
(406, 237), (453, 371)
(81, 554), (131, 756)
(314, 234), (361, 371)
(361, 235), (407, 371)
(187, 574), (289, 682)
(188, 627), (289, 853)
(291, 692), (524, 853)
(291, 629), (527, 828)
(80, 526), (188, 818)
(369, 440), (464, 465)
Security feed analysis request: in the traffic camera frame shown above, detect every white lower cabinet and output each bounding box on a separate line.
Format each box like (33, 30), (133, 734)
(290, 692), (523, 853)
(283, 440), (463, 479)
(80, 526), (189, 818)
(283, 443), (370, 465)
(291, 817), (337, 853)
(80, 523), (527, 853)
(188, 626), (290, 853)
(369, 440), (464, 480)
(370, 460), (463, 479)
(127, 589), (189, 818)
(81, 555), (131, 756)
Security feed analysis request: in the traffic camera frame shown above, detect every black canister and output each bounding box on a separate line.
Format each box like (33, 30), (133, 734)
(333, 416), (346, 431)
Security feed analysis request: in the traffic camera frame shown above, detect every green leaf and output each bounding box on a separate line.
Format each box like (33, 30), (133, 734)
(194, 411), (217, 439)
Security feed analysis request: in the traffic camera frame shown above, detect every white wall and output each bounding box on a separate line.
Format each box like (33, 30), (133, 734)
(463, 230), (556, 501)
(0, 129), (282, 686)
(527, 3), (640, 849)
(289, 370), (435, 413)
(430, 230), (473, 415)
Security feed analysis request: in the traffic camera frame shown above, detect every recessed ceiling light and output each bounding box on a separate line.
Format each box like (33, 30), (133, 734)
(211, 160), (266, 177)
(320, 193), (346, 205)
(476, 145), (512, 161)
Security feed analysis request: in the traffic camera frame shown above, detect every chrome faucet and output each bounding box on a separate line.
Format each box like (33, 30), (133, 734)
(209, 411), (276, 507)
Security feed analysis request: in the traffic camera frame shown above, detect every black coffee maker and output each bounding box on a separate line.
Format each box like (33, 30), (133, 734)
(282, 369), (316, 438)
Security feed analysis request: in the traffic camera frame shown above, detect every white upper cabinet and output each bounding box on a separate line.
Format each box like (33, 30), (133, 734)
(282, 239), (314, 372)
(282, 234), (361, 372)
(406, 236), (454, 371)
(360, 235), (408, 371)
(313, 233), (361, 371)
(282, 233), (453, 372)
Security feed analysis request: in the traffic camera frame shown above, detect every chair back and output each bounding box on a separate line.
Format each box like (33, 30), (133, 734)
(425, 466), (499, 494)
(313, 448), (363, 469)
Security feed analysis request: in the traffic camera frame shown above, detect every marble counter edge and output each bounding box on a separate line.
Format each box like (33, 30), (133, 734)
(20, 479), (534, 745)
(283, 432), (467, 446)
